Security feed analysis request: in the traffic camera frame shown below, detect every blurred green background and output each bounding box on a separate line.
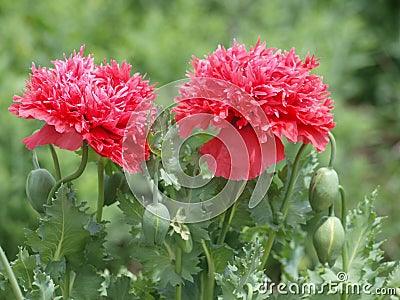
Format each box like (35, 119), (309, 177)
(0, 0), (399, 261)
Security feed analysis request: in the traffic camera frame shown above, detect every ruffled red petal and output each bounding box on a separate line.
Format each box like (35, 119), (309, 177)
(200, 125), (285, 180)
(23, 124), (82, 151)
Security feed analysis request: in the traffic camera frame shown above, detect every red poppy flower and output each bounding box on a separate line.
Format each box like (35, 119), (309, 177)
(173, 40), (335, 180)
(9, 46), (155, 172)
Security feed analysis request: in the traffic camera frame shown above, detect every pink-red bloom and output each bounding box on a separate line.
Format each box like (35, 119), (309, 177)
(9, 46), (154, 172)
(174, 40), (335, 180)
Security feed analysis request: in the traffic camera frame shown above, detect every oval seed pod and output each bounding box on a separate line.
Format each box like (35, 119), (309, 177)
(313, 216), (345, 267)
(309, 167), (339, 212)
(26, 168), (56, 213)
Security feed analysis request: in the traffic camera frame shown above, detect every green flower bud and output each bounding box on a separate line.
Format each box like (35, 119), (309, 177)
(142, 203), (170, 246)
(313, 216), (345, 267)
(309, 167), (339, 212)
(26, 168), (56, 213)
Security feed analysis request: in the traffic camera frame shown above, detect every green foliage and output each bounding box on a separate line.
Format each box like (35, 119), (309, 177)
(344, 190), (388, 281)
(1, 0), (399, 262)
(385, 263), (400, 294)
(304, 190), (398, 300)
(106, 275), (138, 300)
(215, 240), (266, 300)
(0, 185), (107, 299)
(70, 266), (103, 300)
(132, 243), (202, 288)
(25, 185), (91, 268)
(11, 247), (37, 291)
(250, 146), (318, 235)
(27, 271), (59, 300)
(0, 1), (399, 299)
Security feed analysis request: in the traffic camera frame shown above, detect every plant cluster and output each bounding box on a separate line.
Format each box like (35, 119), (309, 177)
(0, 40), (398, 300)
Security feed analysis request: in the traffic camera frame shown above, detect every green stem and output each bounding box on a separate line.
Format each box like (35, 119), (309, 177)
(0, 246), (24, 300)
(259, 143), (308, 270)
(258, 231), (276, 271)
(339, 185), (346, 234)
(32, 150), (40, 169)
(47, 141), (89, 204)
(279, 144), (308, 218)
(175, 245), (182, 300)
(328, 132), (336, 168)
(64, 261), (71, 299)
(163, 240), (175, 261)
(201, 239), (215, 300)
(217, 181), (247, 245)
(339, 185), (348, 300)
(187, 163), (200, 204)
(217, 202), (237, 245)
(49, 144), (62, 180)
(153, 157), (160, 205)
(96, 157), (105, 223)
(200, 272), (205, 300)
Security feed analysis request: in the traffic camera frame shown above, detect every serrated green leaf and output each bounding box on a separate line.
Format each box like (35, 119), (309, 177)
(132, 246), (180, 288)
(28, 271), (60, 300)
(133, 244), (201, 288)
(106, 275), (138, 300)
(70, 265), (103, 300)
(44, 259), (65, 283)
(345, 190), (386, 282)
(386, 262), (400, 294)
(117, 191), (144, 227)
(11, 247), (37, 291)
(117, 191), (147, 242)
(160, 168), (180, 188)
(130, 273), (157, 300)
(84, 221), (108, 269)
(187, 221), (210, 243)
(25, 185), (91, 268)
(215, 240), (266, 299)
